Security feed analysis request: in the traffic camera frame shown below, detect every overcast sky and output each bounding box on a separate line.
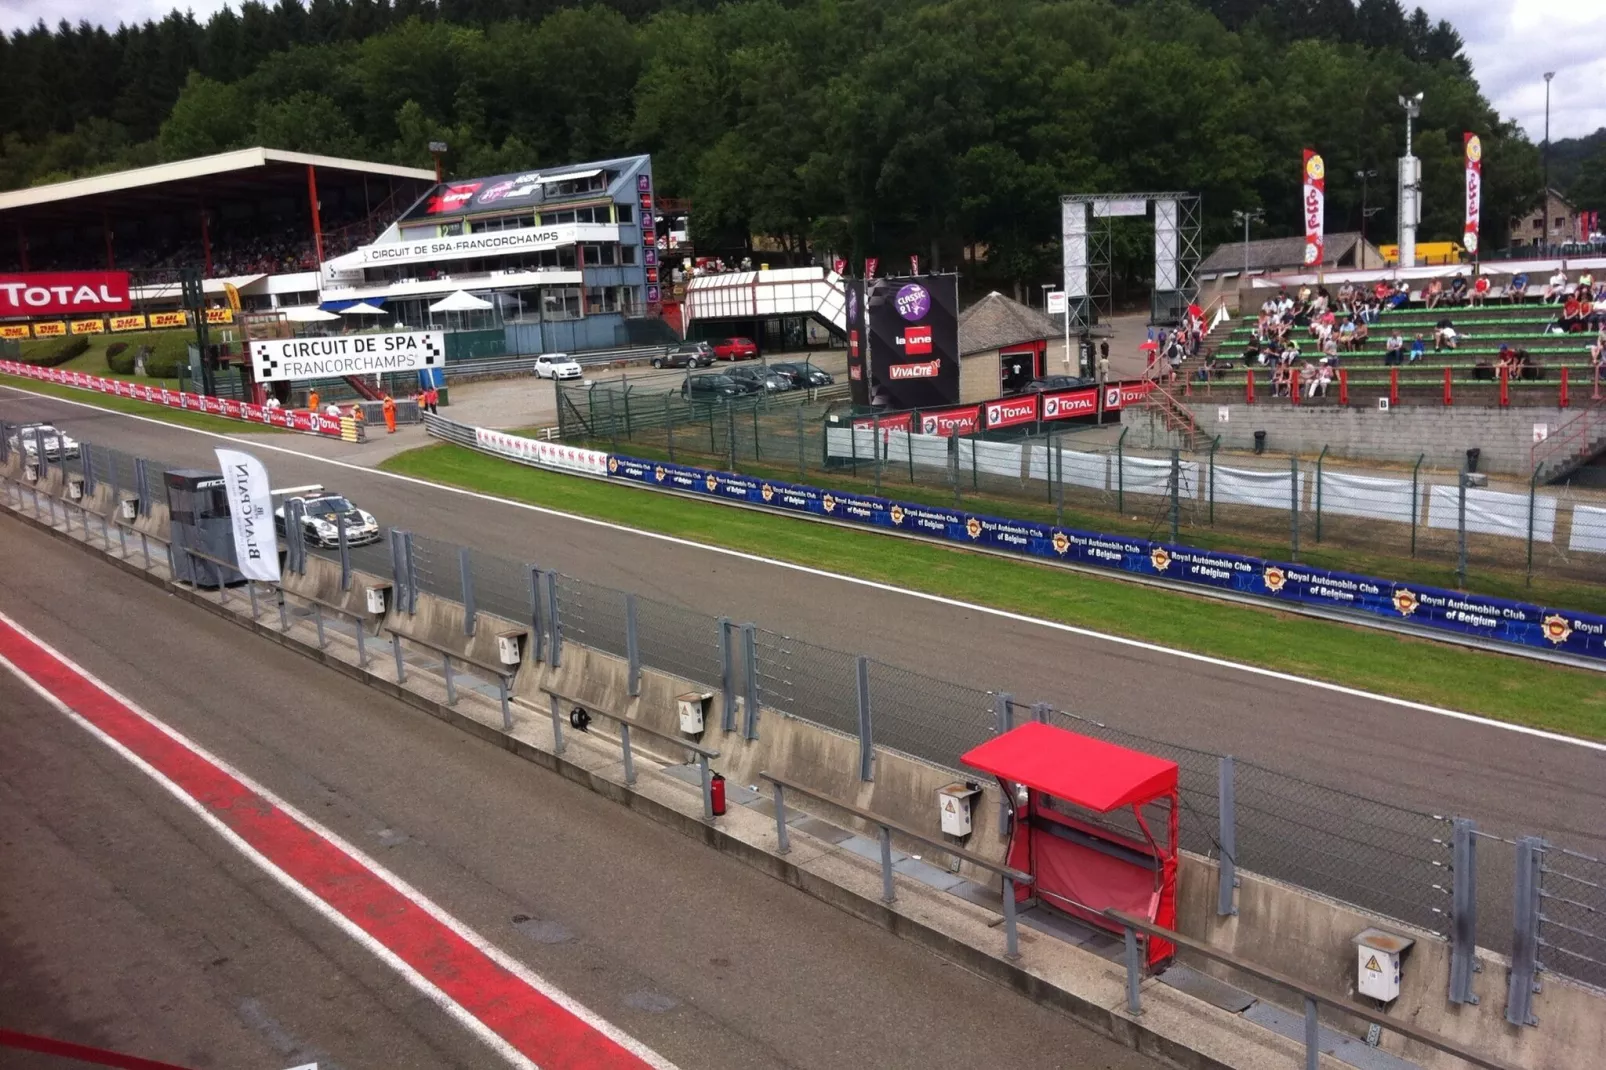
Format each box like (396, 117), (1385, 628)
(2, 0), (1602, 142)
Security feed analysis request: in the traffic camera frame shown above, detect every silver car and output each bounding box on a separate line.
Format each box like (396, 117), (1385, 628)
(10, 422), (79, 460)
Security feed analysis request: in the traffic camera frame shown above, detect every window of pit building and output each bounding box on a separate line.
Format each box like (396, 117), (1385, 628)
(543, 286), (582, 321)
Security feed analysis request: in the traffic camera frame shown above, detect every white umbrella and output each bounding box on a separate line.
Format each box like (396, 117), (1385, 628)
(282, 306), (340, 323)
(429, 290), (494, 313)
(340, 301), (387, 316)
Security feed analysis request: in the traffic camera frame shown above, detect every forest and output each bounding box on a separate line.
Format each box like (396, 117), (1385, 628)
(0, 0), (1583, 287)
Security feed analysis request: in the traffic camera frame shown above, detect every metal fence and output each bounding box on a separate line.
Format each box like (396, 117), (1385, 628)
(9, 420), (1606, 1003)
(557, 378), (1606, 595)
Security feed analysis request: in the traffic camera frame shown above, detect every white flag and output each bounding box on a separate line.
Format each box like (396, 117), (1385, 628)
(214, 447), (281, 582)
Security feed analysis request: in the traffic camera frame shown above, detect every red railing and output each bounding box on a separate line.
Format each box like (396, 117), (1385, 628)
(1531, 398), (1606, 477)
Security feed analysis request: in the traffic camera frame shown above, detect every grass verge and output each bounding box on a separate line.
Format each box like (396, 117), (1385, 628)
(0, 374), (285, 435)
(381, 441), (1606, 740)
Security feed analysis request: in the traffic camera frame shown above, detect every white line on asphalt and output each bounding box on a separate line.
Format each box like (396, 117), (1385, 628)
(0, 607), (680, 1070)
(4, 382), (1600, 754)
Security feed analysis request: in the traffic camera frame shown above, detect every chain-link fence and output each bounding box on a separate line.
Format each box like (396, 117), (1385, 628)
(21, 424), (1606, 996)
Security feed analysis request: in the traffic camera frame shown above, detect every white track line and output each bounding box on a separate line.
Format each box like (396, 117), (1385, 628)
(3, 381), (1599, 753)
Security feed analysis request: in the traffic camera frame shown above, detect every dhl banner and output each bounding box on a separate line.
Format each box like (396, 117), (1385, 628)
(33, 321), (66, 338)
(0, 324), (30, 340)
(149, 310), (188, 328)
(70, 318), (107, 335)
(206, 307), (234, 325)
(0, 359), (353, 441)
(110, 314), (148, 332)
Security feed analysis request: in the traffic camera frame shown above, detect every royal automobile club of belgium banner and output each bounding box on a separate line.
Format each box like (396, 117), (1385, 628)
(867, 274), (960, 411)
(602, 453), (1606, 663)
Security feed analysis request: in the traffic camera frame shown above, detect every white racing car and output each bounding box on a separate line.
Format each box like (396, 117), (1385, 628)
(273, 486), (382, 547)
(533, 352), (584, 381)
(9, 421), (79, 460)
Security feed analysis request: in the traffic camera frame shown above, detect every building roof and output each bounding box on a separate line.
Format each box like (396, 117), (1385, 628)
(1200, 231), (1374, 274)
(961, 721), (1179, 813)
(396, 153), (653, 223)
(0, 148), (435, 222)
(958, 290), (1057, 357)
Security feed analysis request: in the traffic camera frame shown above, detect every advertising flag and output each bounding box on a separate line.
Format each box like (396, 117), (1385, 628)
(1302, 150), (1325, 267)
(910, 254), (920, 275)
(213, 448), (281, 582)
(833, 257), (846, 276)
(1463, 133), (1483, 257)
(865, 257), (878, 277)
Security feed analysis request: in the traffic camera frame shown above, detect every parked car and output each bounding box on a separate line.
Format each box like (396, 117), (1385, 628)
(1018, 374), (1095, 394)
(533, 353), (583, 380)
(682, 373), (760, 400)
(9, 421), (79, 460)
(651, 341), (715, 369)
(274, 492), (382, 547)
(769, 361), (834, 388)
(711, 337), (759, 361)
(725, 364), (792, 393)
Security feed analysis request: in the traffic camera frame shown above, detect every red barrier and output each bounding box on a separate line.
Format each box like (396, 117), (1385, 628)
(1561, 366), (1570, 409)
(1245, 370), (1255, 404)
(1498, 364), (1509, 407)
(1290, 367), (1301, 405)
(0, 1029), (193, 1070)
(1443, 366), (1453, 407)
(1389, 367), (1399, 408)
(0, 360), (347, 439)
(1338, 368), (1348, 406)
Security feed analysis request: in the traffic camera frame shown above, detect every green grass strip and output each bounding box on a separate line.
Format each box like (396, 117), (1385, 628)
(0, 373), (286, 435)
(381, 441), (1606, 741)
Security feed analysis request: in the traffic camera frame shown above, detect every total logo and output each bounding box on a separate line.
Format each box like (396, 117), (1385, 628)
(1043, 392), (1095, 419)
(986, 397), (1037, 428)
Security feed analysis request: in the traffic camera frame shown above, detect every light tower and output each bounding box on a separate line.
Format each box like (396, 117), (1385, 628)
(1397, 92), (1423, 269)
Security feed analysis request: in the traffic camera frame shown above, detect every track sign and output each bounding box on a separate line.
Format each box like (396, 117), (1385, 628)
(251, 331), (445, 382)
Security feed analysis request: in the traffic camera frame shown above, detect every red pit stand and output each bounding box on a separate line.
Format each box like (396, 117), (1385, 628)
(962, 721), (1180, 969)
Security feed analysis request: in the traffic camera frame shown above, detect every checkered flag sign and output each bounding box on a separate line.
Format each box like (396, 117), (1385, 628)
(251, 330), (446, 382)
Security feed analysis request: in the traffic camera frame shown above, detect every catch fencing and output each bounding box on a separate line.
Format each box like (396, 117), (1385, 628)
(6, 420), (1605, 1002)
(560, 378), (1606, 597)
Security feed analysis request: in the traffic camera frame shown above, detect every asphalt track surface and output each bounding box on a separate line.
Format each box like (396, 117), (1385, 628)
(2, 389), (1602, 853)
(0, 518), (1156, 1070)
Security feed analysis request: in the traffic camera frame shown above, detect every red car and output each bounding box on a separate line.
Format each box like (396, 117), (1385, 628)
(711, 337), (758, 361)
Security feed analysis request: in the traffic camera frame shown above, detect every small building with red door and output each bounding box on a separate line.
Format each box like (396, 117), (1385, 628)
(957, 291), (1062, 401)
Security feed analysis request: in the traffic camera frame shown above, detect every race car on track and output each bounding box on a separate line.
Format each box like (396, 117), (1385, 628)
(9, 421), (79, 460)
(274, 489), (382, 547)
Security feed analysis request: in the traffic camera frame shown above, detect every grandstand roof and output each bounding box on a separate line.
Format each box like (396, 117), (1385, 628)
(0, 148), (435, 224)
(1200, 231), (1379, 275)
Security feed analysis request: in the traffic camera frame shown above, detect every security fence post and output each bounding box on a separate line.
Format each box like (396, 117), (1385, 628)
(337, 512), (351, 590)
(82, 445), (94, 495)
(718, 618), (736, 732)
(1169, 447), (1181, 543)
(403, 531), (418, 613)
(287, 500), (307, 575)
(1289, 453), (1300, 561)
(134, 457), (149, 516)
(796, 404), (806, 478)
(872, 414), (882, 497)
(1505, 835), (1543, 1027)
(389, 529), (405, 605)
(726, 398), (736, 471)
(528, 566), (545, 663)
(1116, 427), (1127, 512)
(995, 692), (1014, 834)
(1410, 453), (1424, 556)
(1456, 462), (1469, 587)
(741, 623), (760, 740)
(1449, 818), (1480, 1005)
(625, 593), (641, 697)
(1208, 435), (1219, 524)
(1314, 445), (1328, 542)
(546, 571), (563, 668)
(1055, 435), (1065, 527)
(1032, 701), (1051, 724)
(33, 427), (47, 481)
(1218, 755), (1238, 916)
(459, 545), (476, 636)
(1526, 462), (1541, 585)
(665, 394), (677, 462)
(855, 655), (874, 781)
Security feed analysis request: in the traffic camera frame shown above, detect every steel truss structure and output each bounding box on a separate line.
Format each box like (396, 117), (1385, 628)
(1059, 193), (1202, 331)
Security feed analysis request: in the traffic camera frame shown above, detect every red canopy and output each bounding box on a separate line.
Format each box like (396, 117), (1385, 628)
(961, 721), (1178, 813)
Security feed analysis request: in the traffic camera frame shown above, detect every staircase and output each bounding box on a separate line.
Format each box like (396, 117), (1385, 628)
(1142, 380), (1210, 451)
(343, 375), (383, 401)
(1532, 399), (1606, 483)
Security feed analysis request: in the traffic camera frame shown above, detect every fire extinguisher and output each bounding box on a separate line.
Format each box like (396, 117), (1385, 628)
(710, 773), (727, 816)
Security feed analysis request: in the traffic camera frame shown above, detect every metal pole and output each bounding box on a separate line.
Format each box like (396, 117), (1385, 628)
(719, 617), (735, 732)
(741, 623), (760, 740)
(873, 414), (882, 497)
(726, 398), (736, 471)
(625, 592), (641, 697)
(549, 693), (566, 755)
(773, 783), (790, 853)
(1411, 454), (1424, 556)
(546, 570), (563, 668)
(1116, 427), (1127, 512)
(459, 546), (476, 636)
(337, 512), (351, 590)
(1289, 453), (1300, 561)
(855, 655), (874, 782)
(1218, 755), (1238, 916)
(1169, 447), (1180, 543)
(1303, 997), (1320, 1070)
(995, 692), (1014, 835)
(497, 678), (510, 730)
(1209, 435), (1219, 524)
(878, 825), (895, 903)
(392, 631), (406, 682)
(698, 753), (714, 820)
(1002, 876), (1020, 959)
(529, 566), (545, 663)
(1055, 435), (1064, 527)
(1315, 445), (1328, 543)
(796, 404), (806, 478)
(1526, 463), (1540, 585)
(619, 722), (636, 786)
(1457, 465), (1469, 587)
(1124, 926), (1143, 1014)
(665, 394), (676, 462)
(1505, 836), (1543, 1026)
(1449, 818), (1479, 1005)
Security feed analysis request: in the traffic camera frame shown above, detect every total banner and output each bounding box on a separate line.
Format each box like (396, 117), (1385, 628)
(0, 271), (131, 317)
(0, 360), (348, 439)
(603, 453), (1606, 663)
(1464, 132), (1482, 256)
(474, 426), (608, 476)
(213, 447), (281, 582)
(1302, 150), (1325, 266)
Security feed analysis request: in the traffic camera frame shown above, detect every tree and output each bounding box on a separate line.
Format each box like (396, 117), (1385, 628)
(254, 91), (366, 156)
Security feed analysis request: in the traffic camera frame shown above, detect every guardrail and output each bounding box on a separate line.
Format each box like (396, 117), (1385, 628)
(1105, 909), (1521, 1070)
(547, 686), (721, 820)
(386, 628), (517, 727)
(758, 769), (1033, 959)
(443, 344), (673, 379)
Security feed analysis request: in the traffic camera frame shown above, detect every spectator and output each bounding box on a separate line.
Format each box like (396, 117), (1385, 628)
(1559, 295), (1585, 333)
(1449, 274), (1469, 305)
(1508, 271), (1530, 303)
(1470, 274), (1490, 306)
(1409, 333), (1426, 362)
(1389, 281), (1412, 309)
(1372, 279), (1392, 305)
(1352, 317), (1369, 347)
(1309, 359), (1334, 398)
(1338, 318), (1357, 350)
(1385, 330), (1405, 365)
(1424, 278), (1445, 309)
(1434, 318), (1459, 352)
(1545, 268), (1569, 304)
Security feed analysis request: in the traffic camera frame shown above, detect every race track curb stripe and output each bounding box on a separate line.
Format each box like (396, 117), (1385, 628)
(0, 609), (678, 1070)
